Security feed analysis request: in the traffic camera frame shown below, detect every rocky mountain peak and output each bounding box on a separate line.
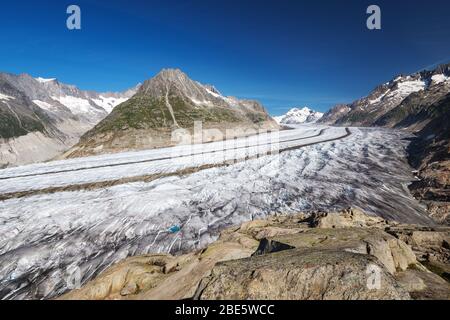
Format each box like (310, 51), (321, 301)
(152, 68), (196, 88)
(139, 68), (198, 98)
(203, 84), (221, 95)
(156, 68), (187, 79)
(436, 63), (450, 76)
(67, 68), (279, 158)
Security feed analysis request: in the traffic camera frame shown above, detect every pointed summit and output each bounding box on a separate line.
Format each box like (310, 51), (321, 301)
(139, 68), (201, 98)
(65, 68), (279, 158)
(156, 68), (187, 79)
(146, 68), (190, 86)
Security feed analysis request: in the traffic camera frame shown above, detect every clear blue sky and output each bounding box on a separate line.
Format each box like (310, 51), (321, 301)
(0, 0), (449, 115)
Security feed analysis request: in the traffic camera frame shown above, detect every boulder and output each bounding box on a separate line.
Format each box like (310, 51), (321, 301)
(261, 227), (418, 274)
(307, 208), (388, 229)
(396, 269), (450, 300)
(196, 249), (410, 300)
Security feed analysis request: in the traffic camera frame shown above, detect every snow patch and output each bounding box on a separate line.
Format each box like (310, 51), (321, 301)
(32, 100), (55, 111)
(204, 87), (221, 98)
(36, 77), (56, 83)
(368, 89), (390, 104)
(199, 84), (240, 108)
(51, 95), (100, 115)
(190, 97), (214, 107)
(0, 93), (15, 101)
(384, 79), (426, 101)
(396, 79), (426, 93)
(92, 96), (129, 113)
(431, 74), (449, 85)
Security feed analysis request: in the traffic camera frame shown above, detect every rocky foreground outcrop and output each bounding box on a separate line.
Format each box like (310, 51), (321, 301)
(60, 209), (450, 300)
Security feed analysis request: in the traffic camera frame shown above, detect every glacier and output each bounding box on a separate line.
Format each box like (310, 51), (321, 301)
(0, 125), (432, 299)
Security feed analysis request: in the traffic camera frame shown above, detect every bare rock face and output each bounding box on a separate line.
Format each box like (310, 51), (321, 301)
(61, 233), (259, 300)
(196, 249), (410, 300)
(406, 94), (450, 225)
(385, 224), (450, 288)
(395, 269), (450, 300)
(306, 207), (389, 229)
(0, 72), (137, 167)
(256, 227), (418, 275)
(60, 208), (450, 300)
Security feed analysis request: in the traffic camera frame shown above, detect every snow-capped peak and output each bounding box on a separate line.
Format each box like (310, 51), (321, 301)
(36, 77), (56, 83)
(431, 73), (449, 85)
(274, 107), (324, 125)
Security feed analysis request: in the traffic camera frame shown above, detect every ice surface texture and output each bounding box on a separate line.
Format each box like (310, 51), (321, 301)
(0, 126), (431, 299)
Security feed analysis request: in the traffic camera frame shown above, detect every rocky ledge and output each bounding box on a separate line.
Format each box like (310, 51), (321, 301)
(60, 208), (450, 300)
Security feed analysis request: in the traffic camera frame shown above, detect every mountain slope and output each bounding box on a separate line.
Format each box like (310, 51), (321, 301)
(406, 93), (450, 224)
(319, 63), (450, 128)
(374, 80), (450, 131)
(64, 69), (279, 158)
(0, 72), (137, 167)
(274, 107), (323, 125)
(319, 63), (450, 224)
(0, 80), (49, 139)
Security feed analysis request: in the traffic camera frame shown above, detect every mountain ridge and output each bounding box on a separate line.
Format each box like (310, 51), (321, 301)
(274, 107), (324, 125)
(0, 72), (138, 167)
(319, 63), (450, 128)
(63, 68), (279, 158)
(318, 63), (450, 224)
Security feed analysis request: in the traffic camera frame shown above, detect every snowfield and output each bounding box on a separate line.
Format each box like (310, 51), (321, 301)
(32, 100), (57, 112)
(0, 93), (15, 101)
(0, 125), (432, 299)
(91, 96), (129, 113)
(51, 95), (104, 116)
